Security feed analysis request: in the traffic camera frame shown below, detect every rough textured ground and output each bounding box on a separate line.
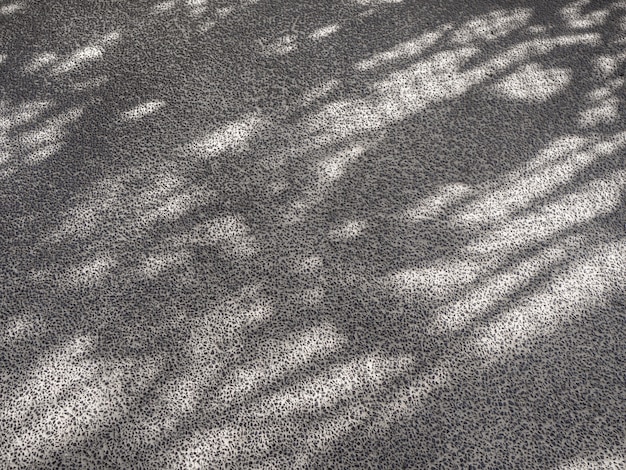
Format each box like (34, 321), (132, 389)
(1, 0), (625, 468)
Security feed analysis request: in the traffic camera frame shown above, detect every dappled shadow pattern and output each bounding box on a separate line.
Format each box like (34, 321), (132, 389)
(1, 0), (626, 468)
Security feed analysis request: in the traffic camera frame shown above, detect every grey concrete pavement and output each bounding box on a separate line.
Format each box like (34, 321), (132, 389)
(1, 0), (625, 468)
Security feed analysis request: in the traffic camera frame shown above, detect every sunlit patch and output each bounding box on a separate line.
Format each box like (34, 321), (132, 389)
(23, 52), (58, 73)
(199, 19), (216, 31)
(0, 53), (6, 64)
(299, 79), (340, 107)
(579, 97), (620, 127)
(309, 24), (340, 40)
(458, 135), (598, 225)
(141, 250), (191, 279)
(191, 214), (259, 258)
(318, 147), (360, 181)
(0, 2), (24, 15)
(186, 114), (266, 160)
(158, 377), (200, 415)
(173, 425), (263, 467)
(152, 0), (177, 13)
(480, 33), (600, 77)
(121, 100), (166, 121)
(0, 100), (51, 130)
(259, 34), (297, 56)
(474, 238), (626, 358)
(292, 255), (324, 274)
(299, 286), (325, 305)
(329, 220), (368, 240)
(220, 323), (346, 400)
(70, 255), (116, 286)
(352, 0), (402, 5)
(283, 144), (367, 224)
(386, 260), (481, 300)
(189, 4), (206, 16)
(244, 353), (413, 417)
(558, 455), (626, 469)
(22, 142), (62, 164)
(18, 106), (83, 164)
(561, 0), (609, 29)
(355, 27), (449, 70)
(467, 170), (626, 254)
(452, 8), (532, 44)
(527, 24), (547, 34)
(143, 192), (194, 222)
(373, 365), (448, 429)
(52, 45), (104, 74)
(405, 183), (473, 221)
(430, 240), (575, 334)
(216, 5), (235, 17)
(2, 336), (131, 467)
(71, 75), (109, 91)
(492, 63), (571, 101)
(1, 313), (42, 347)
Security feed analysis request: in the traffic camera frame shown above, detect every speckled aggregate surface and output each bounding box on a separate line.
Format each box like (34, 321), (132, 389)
(1, 0), (625, 468)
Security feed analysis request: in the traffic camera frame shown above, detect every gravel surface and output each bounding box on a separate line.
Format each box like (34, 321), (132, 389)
(1, 0), (625, 468)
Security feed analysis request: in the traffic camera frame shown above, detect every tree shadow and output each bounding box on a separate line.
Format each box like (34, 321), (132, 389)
(1, 0), (626, 468)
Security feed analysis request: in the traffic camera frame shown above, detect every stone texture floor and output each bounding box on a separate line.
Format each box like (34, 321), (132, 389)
(1, 0), (625, 468)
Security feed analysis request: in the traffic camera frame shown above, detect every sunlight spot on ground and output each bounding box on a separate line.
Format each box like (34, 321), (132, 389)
(22, 143), (62, 164)
(558, 454), (626, 469)
(259, 34), (297, 56)
(187, 114), (266, 160)
(291, 255), (324, 275)
(244, 353), (413, 417)
(0, 100), (51, 130)
(352, 0), (402, 5)
(0, 2), (23, 15)
(482, 33), (600, 76)
(299, 79), (340, 107)
(52, 45), (104, 74)
(386, 260), (481, 300)
(199, 19), (216, 31)
(466, 172), (625, 254)
(216, 5), (235, 18)
(70, 254), (117, 287)
(318, 146), (362, 181)
(176, 426), (257, 467)
(430, 239), (577, 334)
(18, 106), (83, 164)
(283, 144), (368, 225)
(71, 75), (109, 91)
(152, 0), (177, 13)
(121, 100), (166, 121)
(452, 8), (533, 44)
(561, 0), (609, 29)
(459, 134), (599, 225)
(0, 313), (42, 348)
(309, 24), (340, 41)
(1, 335), (131, 467)
(373, 365), (448, 429)
(579, 97), (620, 127)
(23, 52), (58, 73)
(329, 219), (368, 240)
(220, 323), (346, 401)
(355, 27), (449, 70)
(492, 63), (571, 102)
(141, 250), (192, 279)
(474, 238), (626, 358)
(143, 192), (193, 222)
(190, 214), (259, 258)
(405, 182), (473, 221)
